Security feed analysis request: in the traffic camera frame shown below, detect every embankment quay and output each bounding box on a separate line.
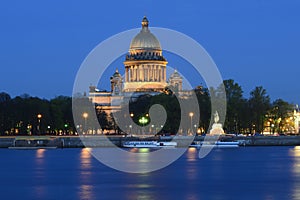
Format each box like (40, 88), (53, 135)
(1, 135), (300, 148)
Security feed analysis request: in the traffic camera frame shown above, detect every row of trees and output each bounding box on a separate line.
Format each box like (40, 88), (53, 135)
(0, 94), (75, 135)
(114, 79), (295, 135)
(0, 79), (296, 135)
(221, 80), (294, 134)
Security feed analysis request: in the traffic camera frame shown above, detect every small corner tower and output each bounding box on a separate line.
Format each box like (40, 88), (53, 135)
(168, 69), (183, 92)
(110, 69), (123, 95)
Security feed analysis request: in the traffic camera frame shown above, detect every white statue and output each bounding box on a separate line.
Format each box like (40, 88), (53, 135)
(214, 111), (219, 123)
(209, 111), (224, 135)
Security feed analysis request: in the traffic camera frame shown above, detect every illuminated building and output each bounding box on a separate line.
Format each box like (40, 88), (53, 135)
(89, 17), (183, 113)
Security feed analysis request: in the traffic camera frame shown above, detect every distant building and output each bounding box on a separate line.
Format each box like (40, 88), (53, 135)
(294, 105), (300, 134)
(89, 17), (186, 113)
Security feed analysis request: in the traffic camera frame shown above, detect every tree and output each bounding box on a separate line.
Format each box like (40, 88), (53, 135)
(50, 96), (74, 135)
(194, 86), (211, 133)
(268, 99), (293, 133)
(0, 92), (11, 103)
(249, 86), (271, 133)
(223, 79), (245, 133)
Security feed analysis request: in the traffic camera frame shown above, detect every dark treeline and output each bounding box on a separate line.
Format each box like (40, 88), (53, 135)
(0, 79), (296, 135)
(117, 79), (295, 135)
(0, 94), (75, 135)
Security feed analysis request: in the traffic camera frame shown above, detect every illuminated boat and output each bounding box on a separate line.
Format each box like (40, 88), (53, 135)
(122, 141), (177, 148)
(189, 141), (240, 148)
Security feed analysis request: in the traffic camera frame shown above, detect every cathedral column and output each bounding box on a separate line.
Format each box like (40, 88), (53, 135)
(133, 66), (135, 81)
(140, 66), (144, 81)
(143, 66), (146, 82)
(147, 65), (150, 81)
(163, 67), (166, 82)
(141, 65), (145, 82)
(132, 66), (135, 82)
(125, 67), (129, 82)
(155, 65), (158, 81)
(154, 65), (156, 81)
(159, 67), (162, 82)
(135, 66), (138, 82)
(130, 66), (133, 82)
(150, 65), (153, 81)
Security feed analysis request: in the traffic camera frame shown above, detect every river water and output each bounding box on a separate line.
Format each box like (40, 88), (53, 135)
(1, 146), (300, 200)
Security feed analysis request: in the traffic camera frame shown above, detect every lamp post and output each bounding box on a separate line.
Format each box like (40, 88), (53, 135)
(139, 116), (148, 135)
(129, 125), (132, 136)
(189, 112), (194, 135)
(37, 114), (42, 135)
(82, 112), (88, 134)
(129, 113), (134, 135)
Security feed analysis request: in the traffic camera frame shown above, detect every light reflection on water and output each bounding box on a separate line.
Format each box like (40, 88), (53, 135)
(186, 148), (199, 183)
(78, 148), (94, 200)
(35, 148), (45, 164)
(187, 147), (197, 161)
(289, 146), (300, 200)
(290, 146), (300, 174)
(124, 173), (154, 200)
(5, 147), (298, 199)
(34, 149), (46, 199)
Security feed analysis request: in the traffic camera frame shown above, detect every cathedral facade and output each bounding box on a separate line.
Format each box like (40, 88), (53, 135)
(89, 17), (183, 113)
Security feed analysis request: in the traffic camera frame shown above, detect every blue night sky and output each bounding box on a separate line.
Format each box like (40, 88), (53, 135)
(0, 0), (299, 104)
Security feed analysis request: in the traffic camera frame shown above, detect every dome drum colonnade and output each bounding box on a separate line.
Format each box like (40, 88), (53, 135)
(123, 16), (168, 92)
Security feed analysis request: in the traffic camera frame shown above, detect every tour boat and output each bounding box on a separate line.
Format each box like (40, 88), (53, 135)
(122, 141), (177, 148)
(8, 146), (57, 150)
(189, 141), (240, 148)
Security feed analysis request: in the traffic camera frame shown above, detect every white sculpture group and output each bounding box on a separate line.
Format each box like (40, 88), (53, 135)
(209, 111), (225, 135)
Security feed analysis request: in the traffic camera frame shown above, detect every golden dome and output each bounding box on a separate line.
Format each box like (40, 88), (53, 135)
(129, 16), (161, 51)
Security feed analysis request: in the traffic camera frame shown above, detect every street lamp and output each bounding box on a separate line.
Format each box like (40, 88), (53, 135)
(129, 125), (132, 135)
(37, 114), (42, 135)
(271, 124), (275, 134)
(82, 112), (88, 134)
(139, 116), (149, 135)
(189, 112), (194, 135)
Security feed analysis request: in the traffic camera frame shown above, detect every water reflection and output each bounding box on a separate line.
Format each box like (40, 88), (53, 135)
(289, 146), (300, 200)
(78, 148), (94, 200)
(186, 147), (199, 196)
(34, 149), (46, 199)
(290, 146), (300, 175)
(187, 147), (197, 161)
(79, 184), (94, 200)
(127, 148), (151, 170)
(125, 173), (153, 200)
(35, 149), (45, 164)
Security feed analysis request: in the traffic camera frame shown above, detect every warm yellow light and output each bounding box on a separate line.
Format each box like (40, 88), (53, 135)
(37, 114), (42, 119)
(130, 113), (134, 117)
(189, 112), (194, 117)
(82, 112), (88, 119)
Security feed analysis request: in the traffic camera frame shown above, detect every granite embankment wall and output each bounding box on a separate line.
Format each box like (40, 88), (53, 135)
(1, 135), (300, 148)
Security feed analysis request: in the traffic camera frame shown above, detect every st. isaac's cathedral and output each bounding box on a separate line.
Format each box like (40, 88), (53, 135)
(88, 17), (187, 113)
